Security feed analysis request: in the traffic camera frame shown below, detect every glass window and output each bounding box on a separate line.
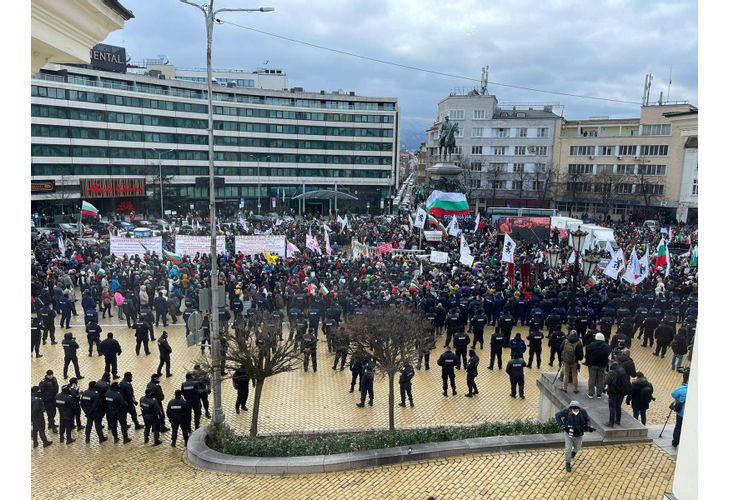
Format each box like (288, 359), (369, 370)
(448, 110), (465, 120)
(517, 128), (527, 137)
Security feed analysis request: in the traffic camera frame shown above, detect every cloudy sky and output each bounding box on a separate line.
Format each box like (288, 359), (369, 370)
(104, 0), (698, 150)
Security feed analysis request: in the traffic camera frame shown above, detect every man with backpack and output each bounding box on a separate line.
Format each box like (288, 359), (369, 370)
(560, 331), (584, 394)
(604, 360), (631, 427)
(670, 329), (688, 371)
(625, 371), (654, 425)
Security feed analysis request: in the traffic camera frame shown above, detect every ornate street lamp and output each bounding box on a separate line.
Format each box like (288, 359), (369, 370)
(546, 245), (561, 269)
(582, 252), (601, 279)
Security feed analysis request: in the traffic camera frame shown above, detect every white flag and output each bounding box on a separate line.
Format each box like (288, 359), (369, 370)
(408, 214), (414, 228)
(459, 253), (475, 267)
(323, 223), (332, 233)
(414, 207), (427, 229)
(275, 218), (283, 226)
(343, 215), (348, 229)
(58, 236), (66, 256)
(623, 248), (640, 285)
(287, 241), (301, 256)
(460, 233), (471, 257)
(605, 240), (615, 257)
(306, 231), (322, 254)
(337, 214), (347, 229)
(501, 234), (516, 263)
(324, 227), (332, 256)
(639, 253), (650, 281)
(604, 250), (625, 280)
(472, 212), (480, 233)
(446, 216), (459, 237)
(665, 244), (671, 277)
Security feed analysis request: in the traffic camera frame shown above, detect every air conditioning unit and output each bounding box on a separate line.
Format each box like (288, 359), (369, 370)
(634, 156), (641, 160)
(527, 146), (537, 153)
(616, 156), (623, 160)
(589, 155), (595, 160)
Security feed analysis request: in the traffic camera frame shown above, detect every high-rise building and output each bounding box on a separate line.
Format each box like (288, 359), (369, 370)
(31, 60), (399, 217)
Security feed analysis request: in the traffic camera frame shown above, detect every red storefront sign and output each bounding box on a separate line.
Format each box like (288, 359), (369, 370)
(80, 178), (146, 198)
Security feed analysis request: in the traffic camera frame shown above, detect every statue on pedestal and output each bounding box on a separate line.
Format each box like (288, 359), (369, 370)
(438, 116), (459, 160)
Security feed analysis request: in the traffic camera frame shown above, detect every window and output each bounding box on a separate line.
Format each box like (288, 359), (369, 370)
(567, 182), (592, 193)
(493, 146), (506, 156)
(470, 179), (481, 188)
(512, 181), (523, 191)
(491, 180), (505, 189)
(569, 146), (595, 156)
(513, 163), (524, 173)
(517, 128), (528, 137)
(638, 184), (664, 195)
(454, 128), (464, 138)
(449, 110), (465, 120)
(594, 183), (612, 193)
(489, 162), (506, 172)
(534, 146), (547, 156)
(471, 145), (483, 155)
(470, 162), (482, 172)
(595, 164), (614, 174)
(568, 164), (594, 175)
(493, 128), (509, 138)
(618, 145), (637, 156)
(641, 124), (671, 136)
(616, 164), (635, 175)
(514, 146), (526, 155)
(599, 146), (614, 156)
(473, 109), (487, 120)
(637, 164), (667, 176)
(640, 145), (669, 156)
(531, 180), (544, 191)
(692, 179), (698, 195)
(537, 128), (549, 138)
(535, 163), (546, 173)
(615, 183), (634, 194)
(472, 128), (485, 138)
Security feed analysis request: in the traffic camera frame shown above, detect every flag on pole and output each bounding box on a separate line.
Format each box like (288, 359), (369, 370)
(587, 275), (598, 287)
(427, 215), (448, 236)
(604, 250), (625, 280)
(639, 253), (650, 282)
(264, 251), (279, 265)
(425, 190), (470, 217)
(605, 240), (615, 257)
(690, 246), (698, 267)
(665, 243), (671, 277)
(460, 233), (471, 257)
(58, 236), (66, 257)
(320, 284), (329, 295)
(163, 250), (183, 265)
(81, 201), (99, 217)
(414, 207), (427, 229)
(502, 234), (516, 263)
(446, 215), (459, 237)
(324, 228), (332, 256)
(306, 231), (322, 254)
(623, 248), (640, 284)
(287, 241), (301, 256)
(472, 212), (480, 233)
(408, 214), (414, 229)
(654, 237), (668, 272)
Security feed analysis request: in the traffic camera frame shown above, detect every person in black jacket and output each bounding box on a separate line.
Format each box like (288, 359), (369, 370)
(654, 320), (675, 358)
(39, 370), (59, 433)
(349, 347), (367, 393)
(119, 372), (144, 430)
(139, 389), (163, 446)
(55, 386), (76, 444)
(604, 361), (630, 427)
(437, 347), (457, 396)
(356, 360), (375, 407)
(31, 386), (52, 448)
(453, 330), (470, 370)
(585, 333), (611, 399)
(181, 373), (203, 429)
(465, 349), (480, 397)
(232, 366), (254, 413)
(31, 317), (43, 358)
(146, 374), (169, 432)
(488, 329), (504, 370)
(398, 362), (415, 407)
(153, 291), (168, 327)
(548, 329), (566, 367)
(85, 319), (102, 357)
(156, 331), (173, 377)
(642, 313), (660, 348)
(555, 401), (595, 472)
(135, 318), (151, 356)
(470, 309), (487, 350)
(625, 372), (654, 425)
(670, 329), (689, 371)
(80, 381), (107, 443)
(61, 332), (83, 380)
(105, 382), (131, 444)
(167, 390), (191, 447)
(38, 304), (57, 345)
(100, 332), (122, 379)
(526, 328), (544, 369)
(505, 353), (526, 399)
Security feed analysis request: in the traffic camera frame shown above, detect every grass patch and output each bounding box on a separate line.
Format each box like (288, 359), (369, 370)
(207, 420), (561, 458)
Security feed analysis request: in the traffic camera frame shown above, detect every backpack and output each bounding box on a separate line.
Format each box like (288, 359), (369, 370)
(562, 341), (577, 364)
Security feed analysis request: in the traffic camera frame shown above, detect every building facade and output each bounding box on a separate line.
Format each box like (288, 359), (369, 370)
(553, 103), (697, 221)
(31, 63), (398, 217)
(423, 91), (561, 210)
(663, 109), (698, 223)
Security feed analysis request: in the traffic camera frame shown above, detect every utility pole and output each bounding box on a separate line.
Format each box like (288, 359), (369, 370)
(153, 148), (174, 220)
(180, 0), (274, 426)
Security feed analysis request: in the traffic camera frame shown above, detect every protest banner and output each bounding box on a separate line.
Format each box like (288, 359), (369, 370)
(234, 235), (286, 256)
(175, 235), (226, 256)
(110, 236), (162, 256)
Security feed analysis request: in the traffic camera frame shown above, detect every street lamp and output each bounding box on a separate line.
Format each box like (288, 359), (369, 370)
(152, 148), (174, 220)
(582, 252), (600, 279)
(568, 226), (589, 306)
(180, 0), (274, 426)
(546, 245), (561, 269)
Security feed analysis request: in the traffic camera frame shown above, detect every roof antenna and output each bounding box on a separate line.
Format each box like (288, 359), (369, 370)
(667, 65), (672, 101)
(481, 66), (489, 95)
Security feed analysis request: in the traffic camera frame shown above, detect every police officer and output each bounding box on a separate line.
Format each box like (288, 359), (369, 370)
(416, 327), (435, 371)
(465, 349), (480, 397)
(39, 303), (57, 345)
(301, 327), (318, 372)
(61, 332), (83, 380)
(497, 311), (515, 349)
(100, 332), (122, 379)
(156, 331), (173, 378)
(653, 319), (675, 358)
(642, 312), (660, 348)
(508, 333), (526, 360)
(453, 329), (471, 370)
(398, 361), (415, 407)
(232, 366), (254, 413)
(548, 328), (566, 367)
(349, 347), (367, 393)
(105, 382), (132, 444)
(140, 388), (163, 446)
(63, 378), (84, 431)
(488, 329), (504, 370)
(167, 390), (191, 448)
(470, 308), (487, 350)
(85, 319), (102, 357)
(31, 317), (43, 358)
(437, 346), (457, 396)
(444, 306), (461, 348)
(153, 291), (168, 327)
(182, 373), (203, 429)
(527, 328), (544, 369)
(31, 386), (52, 448)
(59, 292), (73, 329)
(294, 319), (307, 352)
(146, 374), (169, 432)
(546, 308), (562, 334)
(80, 381), (107, 443)
(192, 364), (212, 419)
(119, 372), (144, 430)
(506, 353), (526, 399)
(307, 307), (321, 337)
(135, 317), (151, 355)
(356, 359), (375, 407)
(140, 304), (156, 341)
(39, 369), (59, 433)
(55, 385), (76, 444)
(123, 292), (138, 329)
(84, 305), (99, 327)
(332, 327), (349, 371)
(599, 316), (615, 346)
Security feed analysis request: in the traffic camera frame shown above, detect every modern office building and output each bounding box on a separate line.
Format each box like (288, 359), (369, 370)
(423, 90), (561, 210)
(31, 57), (399, 217)
(552, 102), (697, 221)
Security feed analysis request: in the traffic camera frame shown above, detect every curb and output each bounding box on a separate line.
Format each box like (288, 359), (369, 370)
(186, 426), (613, 476)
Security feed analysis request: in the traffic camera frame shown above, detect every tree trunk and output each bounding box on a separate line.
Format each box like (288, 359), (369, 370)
(249, 377), (265, 437)
(388, 372), (395, 431)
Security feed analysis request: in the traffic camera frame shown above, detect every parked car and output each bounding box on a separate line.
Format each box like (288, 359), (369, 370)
(643, 220), (659, 230)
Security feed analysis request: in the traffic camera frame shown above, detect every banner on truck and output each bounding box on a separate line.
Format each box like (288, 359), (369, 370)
(234, 235), (286, 256)
(110, 236), (162, 256)
(175, 235), (226, 256)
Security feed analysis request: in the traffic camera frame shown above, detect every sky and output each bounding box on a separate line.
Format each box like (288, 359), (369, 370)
(103, 0), (698, 151)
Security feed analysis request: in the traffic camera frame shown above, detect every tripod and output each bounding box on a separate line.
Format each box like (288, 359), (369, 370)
(552, 359), (563, 385)
(659, 407), (674, 438)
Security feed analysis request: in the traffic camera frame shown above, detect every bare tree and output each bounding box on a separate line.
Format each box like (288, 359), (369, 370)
(197, 310), (301, 437)
(483, 163), (503, 208)
(346, 308), (431, 431)
(632, 164), (664, 218)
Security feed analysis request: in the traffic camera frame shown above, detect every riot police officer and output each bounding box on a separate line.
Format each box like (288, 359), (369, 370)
(548, 329), (566, 367)
(31, 386), (52, 448)
(167, 390), (191, 447)
(302, 328), (318, 372)
(61, 332), (83, 380)
(181, 373), (203, 429)
(135, 318), (151, 355)
(356, 360), (375, 407)
(497, 311), (515, 349)
(105, 382), (131, 444)
(332, 327), (349, 371)
(140, 389), (163, 446)
(55, 385), (76, 444)
(416, 327), (435, 370)
(488, 329), (504, 370)
(232, 366), (254, 413)
(506, 353), (527, 399)
(80, 381), (106, 443)
(470, 308), (487, 350)
(156, 331), (173, 378)
(192, 365), (212, 419)
(100, 332), (122, 379)
(349, 347), (368, 393)
(85, 319), (102, 357)
(119, 372), (144, 430)
(437, 346), (457, 396)
(39, 369), (59, 433)
(465, 349), (480, 397)
(453, 329), (470, 370)
(31, 317), (42, 358)
(38, 304), (57, 345)
(398, 361), (415, 407)
(527, 328), (544, 369)
(146, 374), (169, 432)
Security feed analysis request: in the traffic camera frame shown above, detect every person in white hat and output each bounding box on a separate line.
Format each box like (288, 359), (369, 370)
(585, 332), (611, 399)
(555, 401), (595, 472)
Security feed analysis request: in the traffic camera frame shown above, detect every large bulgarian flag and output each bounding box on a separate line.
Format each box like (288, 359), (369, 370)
(425, 190), (469, 217)
(655, 237), (668, 268)
(81, 200), (99, 217)
(163, 250), (183, 265)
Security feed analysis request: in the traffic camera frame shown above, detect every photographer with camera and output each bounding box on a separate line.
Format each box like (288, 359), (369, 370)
(670, 368), (689, 448)
(555, 401), (595, 472)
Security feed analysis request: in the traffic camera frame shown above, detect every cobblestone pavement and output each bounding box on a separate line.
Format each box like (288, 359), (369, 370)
(31, 312), (680, 498)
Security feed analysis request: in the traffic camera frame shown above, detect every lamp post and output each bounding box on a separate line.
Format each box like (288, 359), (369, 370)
(180, 0), (274, 426)
(546, 245), (561, 269)
(569, 226), (588, 305)
(152, 148), (174, 220)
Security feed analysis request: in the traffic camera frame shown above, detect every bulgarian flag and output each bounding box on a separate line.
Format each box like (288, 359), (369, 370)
(320, 284), (329, 295)
(163, 250), (183, 265)
(425, 190), (469, 217)
(587, 275), (598, 287)
(427, 215), (448, 237)
(654, 237), (668, 276)
(81, 200), (99, 217)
